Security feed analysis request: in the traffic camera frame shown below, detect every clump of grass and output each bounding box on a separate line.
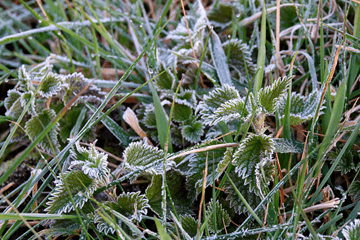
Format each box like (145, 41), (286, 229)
(0, 0), (360, 239)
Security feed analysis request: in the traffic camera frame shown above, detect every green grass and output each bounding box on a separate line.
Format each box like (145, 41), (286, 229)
(0, 0), (360, 239)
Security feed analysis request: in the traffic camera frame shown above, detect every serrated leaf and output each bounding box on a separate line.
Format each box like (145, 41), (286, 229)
(223, 39), (257, 82)
(348, 181), (360, 201)
(122, 141), (174, 178)
(60, 72), (106, 108)
(232, 133), (274, 194)
(179, 215), (198, 238)
(25, 108), (59, 153)
(155, 63), (176, 91)
(185, 141), (227, 199)
(205, 199), (230, 233)
(342, 219), (360, 240)
(207, 3), (234, 26)
(143, 104), (157, 129)
(216, 148), (233, 176)
(223, 170), (262, 214)
(94, 192), (149, 235)
(273, 138), (304, 153)
(328, 149), (358, 174)
(277, 90), (324, 125)
(258, 76), (293, 113)
(173, 103), (192, 122)
(211, 98), (248, 125)
(38, 72), (63, 98)
(46, 218), (82, 238)
(70, 141), (109, 179)
(209, 31), (233, 86)
(4, 89), (22, 119)
(182, 121), (204, 143)
(45, 170), (98, 214)
(197, 84), (240, 126)
(146, 172), (193, 218)
(174, 90), (196, 109)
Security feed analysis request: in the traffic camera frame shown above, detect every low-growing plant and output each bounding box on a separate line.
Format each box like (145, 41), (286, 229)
(0, 0), (360, 239)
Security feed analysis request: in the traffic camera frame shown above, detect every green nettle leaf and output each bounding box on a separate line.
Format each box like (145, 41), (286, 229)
(184, 141), (227, 199)
(60, 72), (106, 108)
(122, 141), (174, 178)
(173, 103), (192, 122)
(18, 65), (34, 91)
(222, 39), (257, 82)
(4, 89), (23, 119)
(342, 219), (360, 240)
(211, 98), (248, 125)
(179, 214), (198, 237)
(197, 84), (240, 126)
(216, 148), (233, 176)
(277, 90), (324, 125)
(348, 181), (360, 201)
(94, 192), (149, 235)
(20, 91), (35, 114)
(174, 90), (196, 108)
(258, 76), (293, 113)
(205, 199), (230, 233)
(38, 72), (63, 98)
(232, 133), (274, 194)
(182, 121), (204, 143)
(155, 63), (176, 91)
(25, 108), (59, 153)
(207, 3), (234, 27)
(45, 170), (98, 214)
(328, 149), (358, 174)
(145, 172), (193, 217)
(223, 170), (262, 214)
(143, 104), (157, 129)
(70, 142), (109, 180)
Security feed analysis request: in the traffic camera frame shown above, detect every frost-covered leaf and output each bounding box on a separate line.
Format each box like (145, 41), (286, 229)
(174, 90), (197, 108)
(277, 90), (324, 125)
(232, 133), (274, 194)
(273, 138), (304, 153)
(348, 181), (360, 201)
(211, 98), (248, 125)
(70, 142), (109, 180)
(25, 108), (59, 153)
(258, 76), (293, 113)
(4, 89), (22, 119)
(45, 170), (98, 214)
(173, 103), (192, 122)
(146, 172), (193, 217)
(142, 104), (157, 129)
(179, 214), (197, 238)
(342, 219), (360, 240)
(209, 31), (233, 87)
(328, 149), (358, 175)
(20, 91), (35, 114)
(205, 199), (230, 233)
(223, 39), (256, 82)
(216, 148), (233, 176)
(60, 72), (106, 108)
(197, 84), (240, 126)
(94, 192), (149, 235)
(38, 72), (63, 98)
(155, 63), (176, 91)
(207, 3), (234, 27)
(223, 170), (262, 214)
(122, 141), (174, 178)
(184, 141), (227, 199)
(182, 120), (204, 143)
(18, 65), (34, 92)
